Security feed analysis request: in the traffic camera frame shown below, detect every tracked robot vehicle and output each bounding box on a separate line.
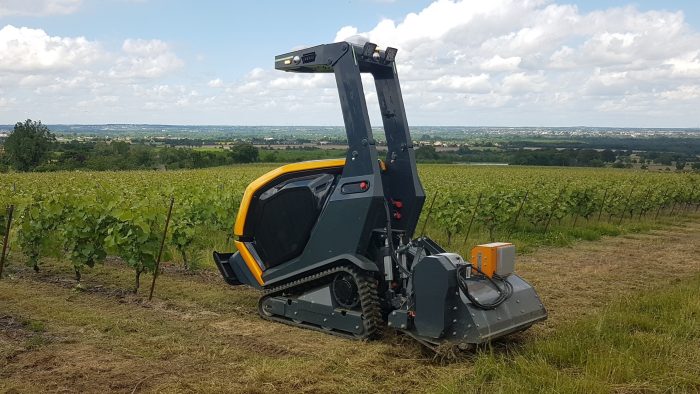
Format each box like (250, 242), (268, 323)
(214, 42), (547, 349)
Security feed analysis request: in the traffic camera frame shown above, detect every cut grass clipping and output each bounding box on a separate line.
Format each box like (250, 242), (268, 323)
(439, 274), (700, 393)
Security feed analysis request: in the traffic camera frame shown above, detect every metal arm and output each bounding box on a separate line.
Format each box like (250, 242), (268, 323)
(275, 41), (424, 237)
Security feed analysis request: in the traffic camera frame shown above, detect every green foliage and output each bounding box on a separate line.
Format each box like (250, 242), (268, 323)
(0, 164), (698, 290)
(415, 145), (440, 161)
(229, 143), (259, 163)
(60, 195), (112, 281)
(105, 197), (166, 292)
(170, 200), (197, 269)
(17, 203), (47, 271)
(4, 119), (55, 171)
(433, 193), (468, 245)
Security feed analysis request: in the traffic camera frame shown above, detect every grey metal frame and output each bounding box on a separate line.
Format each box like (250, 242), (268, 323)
(263, 42), (425, 285)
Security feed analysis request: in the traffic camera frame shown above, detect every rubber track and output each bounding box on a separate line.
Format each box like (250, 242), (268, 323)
(258, 266), (383, 340)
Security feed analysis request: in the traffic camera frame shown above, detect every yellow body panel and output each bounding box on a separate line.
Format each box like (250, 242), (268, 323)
(470, 242), (512, 278)
(233, 158), (346, 237)
(234, 240), (264, 286)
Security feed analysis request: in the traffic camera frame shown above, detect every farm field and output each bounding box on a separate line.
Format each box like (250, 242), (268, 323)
(0, 217), (698, 393)
(0, 163), (699, 393)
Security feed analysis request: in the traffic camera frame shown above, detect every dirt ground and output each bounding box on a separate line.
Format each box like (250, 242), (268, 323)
(1, 218), (699, 393)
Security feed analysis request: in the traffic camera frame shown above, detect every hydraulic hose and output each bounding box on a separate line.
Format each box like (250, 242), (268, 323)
(457, 264), (513, 310)
(383, 199), (412, 277)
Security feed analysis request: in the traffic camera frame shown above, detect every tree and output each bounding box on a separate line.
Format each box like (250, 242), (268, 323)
(229, 143), (259, 163)
(600, 149), (616, 163)
(4, 120), (55, 171)
(415, 145), (440, 161)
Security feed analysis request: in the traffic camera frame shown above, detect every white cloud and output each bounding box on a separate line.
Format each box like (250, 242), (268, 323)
(0, 25), (101, 72)
(2, 1), (700, 126)
(207, 78), (223, 88)
(481, 55), (521, 71)
(0, 0), (82, 17)
(313, 0), (700, 126)
(109, 39), (183, 78)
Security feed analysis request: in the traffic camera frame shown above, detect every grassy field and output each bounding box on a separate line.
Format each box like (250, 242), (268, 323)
(1, 215), (698, 393)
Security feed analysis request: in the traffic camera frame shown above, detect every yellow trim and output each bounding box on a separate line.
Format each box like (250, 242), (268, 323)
(234, 159), (346, 236)
(234, 240), (264, 286)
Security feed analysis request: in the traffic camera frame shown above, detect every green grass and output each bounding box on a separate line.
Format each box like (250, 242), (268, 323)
(423, 214), (688, 256)
(437, 274), (700, 393)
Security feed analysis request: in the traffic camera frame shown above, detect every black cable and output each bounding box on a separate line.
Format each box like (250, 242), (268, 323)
(457, 264), (513, 310)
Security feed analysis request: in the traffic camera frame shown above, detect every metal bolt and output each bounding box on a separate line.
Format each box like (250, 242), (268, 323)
(452, 306), (458, 311)
(392, 311), (396, 316)
(452, 319), (457, 323)
(516, 299), (520, 303)
(467, 324), (472, 328)
(355, 325), (360, 330)
(452, 331), (457, 336)
(323, 318), (327, 322)
(388, 322), (393, 326)
(401, 324), (406, 329)
(294, 312), (298, 315)
(471, 313), (475, 317)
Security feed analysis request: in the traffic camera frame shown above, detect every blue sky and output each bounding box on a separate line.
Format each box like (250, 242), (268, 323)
(1, 0), (700, 126)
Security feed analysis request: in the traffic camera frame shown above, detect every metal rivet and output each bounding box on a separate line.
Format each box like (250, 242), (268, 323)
(401, 324), (406, 329)
(452, 306), (458, 311)
(355, 325), (359, 329)
(392, 311), (396, 316)
(388, 322), (392, 326)
(452, 319), (457, 323)
(452, 331), (457, 336)
(467, 324), (472, 328)
(323, 318), (327, 322)
(516, 299), (520, 303)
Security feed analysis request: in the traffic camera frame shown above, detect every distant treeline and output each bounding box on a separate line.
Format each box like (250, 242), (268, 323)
(414, 145), (698, 169)
(501, 136), (700, 156)
(0, 120), (259, 172)
(42, 141), (259, 171)
(1, 120), (698, 172)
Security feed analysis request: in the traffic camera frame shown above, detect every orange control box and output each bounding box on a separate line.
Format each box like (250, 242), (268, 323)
(470, 242), (515, 278)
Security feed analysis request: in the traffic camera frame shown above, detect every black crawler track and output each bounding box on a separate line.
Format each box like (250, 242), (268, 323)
(258, 266), (383, 340)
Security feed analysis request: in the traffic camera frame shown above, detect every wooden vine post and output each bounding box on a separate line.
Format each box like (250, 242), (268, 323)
(544, 189), (563, 233)
(508, 191), (528, 238)
(462, 192), (483, 247)
(0, 205), (15, 279)
(149, 197), (175, 301)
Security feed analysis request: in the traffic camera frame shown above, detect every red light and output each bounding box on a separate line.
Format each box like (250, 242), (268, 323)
(392, 200), (403, 209)
(360, 181), (368, 190)
(393, 211), (402, 220)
